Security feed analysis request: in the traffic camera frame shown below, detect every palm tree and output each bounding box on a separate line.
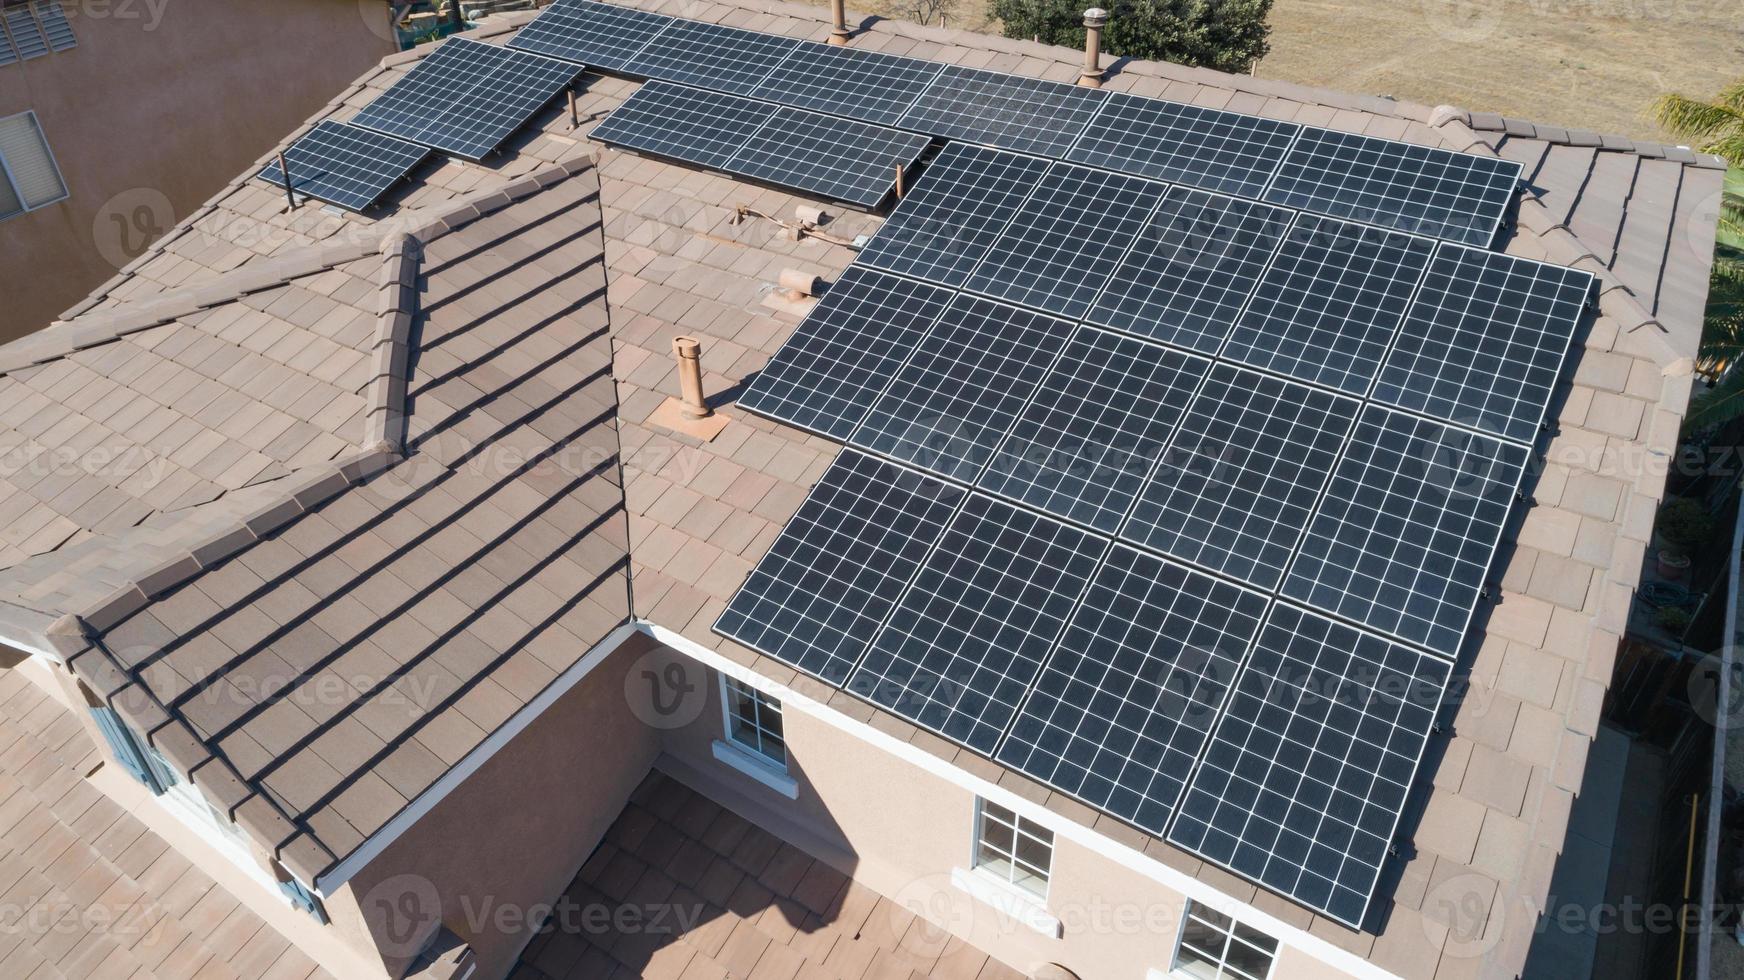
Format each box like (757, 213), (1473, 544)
(1654, 84), (1743, 241)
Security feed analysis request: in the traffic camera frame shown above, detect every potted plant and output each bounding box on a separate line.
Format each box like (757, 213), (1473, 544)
(1656, 498), (1716, 580)
(1655, 604), (1693, 637)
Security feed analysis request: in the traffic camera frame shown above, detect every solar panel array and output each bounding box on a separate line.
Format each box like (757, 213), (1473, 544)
(257, 122), (431, 212)
(506, 0), (670, 71)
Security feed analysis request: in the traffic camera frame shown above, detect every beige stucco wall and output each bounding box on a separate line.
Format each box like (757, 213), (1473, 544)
(0, 0), (393, 340)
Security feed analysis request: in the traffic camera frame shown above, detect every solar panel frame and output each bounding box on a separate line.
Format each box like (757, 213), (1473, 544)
(713, 450), (966, 685)
(4, 6), (47, 60)
(257, 121), (432, 213)
(1281, 405), (1531, 657)
(32, 1), (73, 51)
(623, 18), (800, 96)
(752, 41), (944, 126)
(1167, 602), (1452, 929)
(1372, 244), (1595, 444)
(847, 493), (1108, 754)
(589, 81), (775, 172)
(855, 144), (1050, 287)
(899, 64), (1107, 157)
(505, 0), (672, 72)
(351, 38), (583, 161)
(727, 107), (931, 207)
(1067, 92), (1301, 198)
(997, 546), (1269, 834)
(736, 267), (956, 440)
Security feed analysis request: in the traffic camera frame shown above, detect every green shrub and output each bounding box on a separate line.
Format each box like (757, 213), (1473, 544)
(989, 0), (1274, 74)
(1658, 498), (1717, 553)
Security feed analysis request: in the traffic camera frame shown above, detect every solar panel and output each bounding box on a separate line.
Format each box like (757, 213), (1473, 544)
(1282, 406), (1530, 657)
(257, 122), (431, 213)
(351, 38), (582, 160)
(1220, 214), (1436, 395)
(5, 6), (47, 60)
(713, 450), (964, 685)
(505, 0), (671, 71)
(589, 81), (774, 171)
(736, 268), (954, 440)
(852, 294), (1074, 483)
(625, 19), (799, 96)
(899, 65), (1106, 157)
(979, 328), (1207, 533)
(728, 108), (930, 206)
(964, 163), (1168, 319)
(1264, 127), (1523, 247)
(753, 42), (943, 126)
(997, 547), (1268, 834)
(33, 1), (73, 51)
(1168, 603), (1451, 929)
(1373, 245), (1594, 444)
(847, 493), (1107, 753)
(1086, 187), (1293, 354)
(856, 144), (1049, 287)
(1124, 364), (1359, 590)
(1067, 93), (1300, 198)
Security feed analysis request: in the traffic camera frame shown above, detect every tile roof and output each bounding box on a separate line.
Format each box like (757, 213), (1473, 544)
(0, 0), (1722, 975)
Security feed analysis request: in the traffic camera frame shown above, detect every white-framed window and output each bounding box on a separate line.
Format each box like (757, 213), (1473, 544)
(972, 798), (1053, 899)
(1172, 900), (1279, 980)
(0, 110), (68, 219)
(722, 675), (787, 769)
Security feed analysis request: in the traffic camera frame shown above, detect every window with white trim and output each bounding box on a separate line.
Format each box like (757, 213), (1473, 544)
(0, 110), (67, 219)
(722, 676), (786, 769)
(972, 799), (1053, 899)
(1173, 900), (1279, 980)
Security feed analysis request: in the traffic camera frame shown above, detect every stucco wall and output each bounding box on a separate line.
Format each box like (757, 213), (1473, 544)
(0, 0), (393, 339)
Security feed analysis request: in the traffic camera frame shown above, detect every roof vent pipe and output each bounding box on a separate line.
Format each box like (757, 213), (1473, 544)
(672, 337), (712, 420)
(828, 0), (850, 44)
(1079, 8), (1107, 88)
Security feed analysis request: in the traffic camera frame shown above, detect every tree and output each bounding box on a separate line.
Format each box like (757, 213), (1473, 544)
(1654, 83), (1744, 241)
(989, 0), (1273, 75)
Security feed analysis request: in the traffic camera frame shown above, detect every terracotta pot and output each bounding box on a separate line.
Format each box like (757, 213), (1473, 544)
(1658, 551), (1691, 580)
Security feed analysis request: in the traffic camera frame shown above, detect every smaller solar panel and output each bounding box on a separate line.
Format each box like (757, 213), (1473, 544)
(1282, 406), (1531, 657)
(1124, 365), (1360, 590)
(852, 294), (1074, 483)
(899, 65), (1106, 157)
(856, 144), (1050, 286)
(848, 493), (1107, 753)
(257, 122), (431, 212)
(1086, 187), (1292, 354)
(737, 268), (955, 440)
(753, 42), (943, 126)
(32, 1), (73, 51)
(1220, 214), (1436, 394)
(714, 450), (964, 685)
(728, 108), (930, 206)
(1373, 245), (1594, 444)
(5, 6), (47, 59)
(352, 38), (582, 160)
(590, 81), (774, 171)
(998, 547), (1269, 834)
(980, 328), (1207, 533)
(506, 0), (671, 71)
(964, 163), (1168, 319)
(1068, 93), (1300, 198)
(1168, 603), (1452, 929)
(625, 19), (799, 96)
(1264, 127), (1522, 247)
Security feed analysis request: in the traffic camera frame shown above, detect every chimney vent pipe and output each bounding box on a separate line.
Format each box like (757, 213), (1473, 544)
(828, 0), (849, 44)
(1079, 8), (1108, 88)
(672, 337), (711, 419)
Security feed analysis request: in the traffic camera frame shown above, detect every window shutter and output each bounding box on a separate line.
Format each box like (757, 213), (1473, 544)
(0, 112), (66, 210)
(276, 877), (330, 923)
(89, 707), (157, 790)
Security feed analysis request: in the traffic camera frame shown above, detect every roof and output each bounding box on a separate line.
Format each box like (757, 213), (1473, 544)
(0, 0), (1722, 975)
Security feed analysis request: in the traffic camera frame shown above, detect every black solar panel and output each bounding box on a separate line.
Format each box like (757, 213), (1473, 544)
(1086, 187), (1293, 354)
(1124, 365), (1359, 590)
(1067, 93), (1300, 198)
(33, 1), (73, 51)
(998, 547), (1268, 834)
(713, 450), (964, 684)
(5, 6), (46, 60)
(1373, 245), (1594, 444)
(753, 42), (943, 126)
(852, 294), (1074, 483)
(351, 38), (582, 160)
(1168, 603), (1451, 929)
(848, 494), (1107, 753)
(964, 163), (1168, 319)
(625, 19), (799, 96)
(729, 107), (930, 206)
(856, 144), (1049, 287)
(1264, 127), (1523, 247)
(590, 81), (774, 171)
(506, 0), (671, 71)
(899, 65), (1106, 157)
(257, 122), (431, 212)
(1282, 406), (1530, 657)
(980, 328), (1206, 533)
(1220, 214), (1436, 394)
(736, 268), (954, 440)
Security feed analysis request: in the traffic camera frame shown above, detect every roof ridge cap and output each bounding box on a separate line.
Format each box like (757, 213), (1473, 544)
(1460, 108), (1726, 168)
(360, 234), (421, 453)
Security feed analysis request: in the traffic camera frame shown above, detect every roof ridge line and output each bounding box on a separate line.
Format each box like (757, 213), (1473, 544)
(1457, 107), (1727, 169)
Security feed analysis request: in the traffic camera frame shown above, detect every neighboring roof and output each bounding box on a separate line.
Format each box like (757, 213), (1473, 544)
(0, 0), (1722, 975)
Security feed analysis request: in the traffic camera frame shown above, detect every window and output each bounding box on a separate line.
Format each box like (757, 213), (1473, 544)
(972, 799), (1053, 899)
(722, 676), (786, 768)
(1173, 901), (1279, 980)
(0, 111), (68, 219)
